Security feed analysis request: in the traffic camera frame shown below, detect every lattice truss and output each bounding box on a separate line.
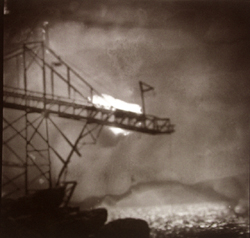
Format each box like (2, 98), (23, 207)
(2, 42), (174, 201)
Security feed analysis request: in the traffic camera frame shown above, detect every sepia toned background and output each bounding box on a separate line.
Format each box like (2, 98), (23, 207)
(3, 0), (250, 210)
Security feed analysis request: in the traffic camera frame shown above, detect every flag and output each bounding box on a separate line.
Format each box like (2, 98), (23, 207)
(139, 81), (154, 93)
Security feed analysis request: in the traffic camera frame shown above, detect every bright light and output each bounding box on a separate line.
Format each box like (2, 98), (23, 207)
(90, 94), (142, 136)
(91, 94), (142, 114)
(109, 127), (130, 136)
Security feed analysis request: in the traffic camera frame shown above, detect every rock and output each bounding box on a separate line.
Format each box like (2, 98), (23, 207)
(97, 218), (150, 238)
(55, 208), (108, 238)
(5, 187), (65, 218)
(76, 208), (108, 233)
(31, 187), (65, 210)
(1, 197), (108, 238)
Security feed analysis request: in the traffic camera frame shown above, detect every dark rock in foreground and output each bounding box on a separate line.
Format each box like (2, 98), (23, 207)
(2, 187), (65, 218)
(56, 208), (108, 238)
(97, 218), (150, 238)
(1, 193), (108, 238)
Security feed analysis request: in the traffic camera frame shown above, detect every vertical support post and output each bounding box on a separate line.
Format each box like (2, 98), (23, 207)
(45, 116), (52, 188)
(42, 42), (46, 110)
(16, 55), (20, 88)
(67, 66), (70, 98)
(25, 113), (28, 196)
(23, 44), (28, 196)
(43, 21), (49, 47)
(51, 68), (54, 98)
(23, 44), (27, 94)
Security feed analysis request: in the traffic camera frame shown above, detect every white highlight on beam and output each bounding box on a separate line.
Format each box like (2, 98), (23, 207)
(91, 94), (142, 114)
(90, 94), (142, 135)
(109, 127), (130, 136)
(29, 154), (36, 160)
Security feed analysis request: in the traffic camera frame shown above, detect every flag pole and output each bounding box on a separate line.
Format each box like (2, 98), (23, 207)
(139, 81), (154, 115)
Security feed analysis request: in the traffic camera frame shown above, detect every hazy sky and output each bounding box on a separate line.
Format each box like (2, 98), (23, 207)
(4, 0), (250, 202)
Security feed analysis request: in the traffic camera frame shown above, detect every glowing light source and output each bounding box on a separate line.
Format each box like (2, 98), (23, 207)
(91, 94), (142, 114)
(90, 94), (142, 135)
(109, 127), (130, 136)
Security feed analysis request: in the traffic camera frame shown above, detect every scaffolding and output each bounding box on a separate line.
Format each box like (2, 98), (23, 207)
(2, 42), (174, 203)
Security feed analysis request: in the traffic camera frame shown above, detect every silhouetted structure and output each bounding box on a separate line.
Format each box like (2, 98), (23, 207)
(2, 41), (174, 201)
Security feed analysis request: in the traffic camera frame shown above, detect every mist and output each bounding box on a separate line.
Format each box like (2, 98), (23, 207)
(3, 0), (250, 210)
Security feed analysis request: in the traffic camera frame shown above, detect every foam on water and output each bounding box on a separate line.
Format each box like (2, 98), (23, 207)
(99, 202), (249, 238)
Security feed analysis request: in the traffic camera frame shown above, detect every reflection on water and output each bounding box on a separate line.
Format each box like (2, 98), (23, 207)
(102, 202), (249, 238)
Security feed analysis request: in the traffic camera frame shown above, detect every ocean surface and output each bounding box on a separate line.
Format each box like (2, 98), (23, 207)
(100, 202), (249, 238)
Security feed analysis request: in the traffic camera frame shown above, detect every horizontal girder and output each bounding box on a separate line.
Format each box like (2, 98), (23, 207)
(3, 87), (174, 135)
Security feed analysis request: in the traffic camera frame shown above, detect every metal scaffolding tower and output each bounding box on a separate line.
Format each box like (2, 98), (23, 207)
(2, 41), (174, 203)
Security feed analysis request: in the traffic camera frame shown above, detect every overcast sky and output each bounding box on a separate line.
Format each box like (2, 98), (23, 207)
(4, 0), (250, 202)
